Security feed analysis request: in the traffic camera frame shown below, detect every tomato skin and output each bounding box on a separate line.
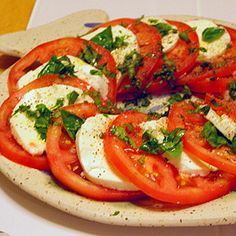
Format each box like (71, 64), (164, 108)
(177, 26), (236, 94)
(104, 111), (236, 205)
(146, 20), (199, 96)
(92, 18), (162, 100)
(0, 74), (95, 170)
(8, 38), (117, 102)
(168, 100), (236, 175)
(46, 104), (144, 201)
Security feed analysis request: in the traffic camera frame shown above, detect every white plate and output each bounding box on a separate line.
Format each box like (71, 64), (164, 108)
(0, 13), (236, 227)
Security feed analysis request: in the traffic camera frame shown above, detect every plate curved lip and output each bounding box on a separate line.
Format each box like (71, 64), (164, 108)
(0, 14), (236, 227)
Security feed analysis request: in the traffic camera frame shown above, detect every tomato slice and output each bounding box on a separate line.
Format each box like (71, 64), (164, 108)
(147, 20), (199, 95)
(104, 111), (236, 205)
(90, 18), (162, 100)
(168, 100), (236, 175)
(0, 74), (95, 170)
(46, 103), (144, 201)
(8, 37), (117, 102)
(178, 26), (236, 94)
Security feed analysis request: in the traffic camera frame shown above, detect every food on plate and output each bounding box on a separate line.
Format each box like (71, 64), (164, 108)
(0, 15), (236, 206)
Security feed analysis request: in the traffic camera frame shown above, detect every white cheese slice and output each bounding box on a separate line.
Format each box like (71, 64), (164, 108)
(187, 19), (231, 61)
(17, 55), (109, 99)
(82, 25), (139, 66)
(76, 114), (138, 191)
(141, 16), (179, 53)
(140, 117), (212, 176)
(10, 84), (93, 156)
(205, 108), (236, 141)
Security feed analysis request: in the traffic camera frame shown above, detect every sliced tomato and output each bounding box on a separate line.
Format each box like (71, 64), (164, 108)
(168, 100), (236, 175)
(8, 37), (117, 102)
(46, 103), (144, 201)
(104, 110), (236, 205)
(90, 18), (162, 100)
(178, 26), (236, 94)
(205, 93), (236, 120)
(147, 20), (199, 95)
(0, 74), (95, 170)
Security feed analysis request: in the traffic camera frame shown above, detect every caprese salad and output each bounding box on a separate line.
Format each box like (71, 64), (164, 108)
(1, 16), (236, 206)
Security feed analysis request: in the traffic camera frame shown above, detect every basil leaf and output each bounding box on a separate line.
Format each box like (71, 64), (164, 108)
(229, 81), (236, 101)
(67, 91), (79, 105)
(61, 110), (84, 140)
(140, 128), (185, 158)
(168, 85), (192, 104)
(110, 125), (136, 148)
(179, 31), (190, 43)
(79, 45), (101, 66)
(154, 23), (173, 37)
(201, 121), (228, 148)
(91, 26), (114, 51)
(202, 27), (225, 43)
(90, 69), (103, 76)
(38, 56), (75, 78)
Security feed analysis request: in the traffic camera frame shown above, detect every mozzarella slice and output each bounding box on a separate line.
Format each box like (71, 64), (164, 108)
(205, 108), (236, 141)
(187, 19), (231, 61)
(17, 55), (109, 99)
(141, 16), (179, 53)
(10, 85), (93, 156)
(82, 25), (139, 66)
(76, 114), (138, 191)
(140, 117), (212, 176)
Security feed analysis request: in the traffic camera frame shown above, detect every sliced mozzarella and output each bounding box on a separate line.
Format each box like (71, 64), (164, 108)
(205, 108), (236, 141)
(82, 25), (139, 66)
(76, 114), (138, 191)
(10, 85), (92, 156)
(187, 19), (231, 61)
(141, 16), (179, 53)
(17, 55), (109, 99)
(140, 117), (212, 176)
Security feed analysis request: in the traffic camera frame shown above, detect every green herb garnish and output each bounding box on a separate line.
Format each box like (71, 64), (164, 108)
(79, 45), (101, 66)
(67, 91), (79, 105)
(90, 69), (103, 76)
(229, 81), (236, 100)
(140, 128), (185, 158)
(168, 86), (192, 104)
(154, 23), (174, 37)
(61, 110), (84, 140)
(110, 125), (136, 148)
(202, 27), (225, 43)
(38, 56), (75, 78)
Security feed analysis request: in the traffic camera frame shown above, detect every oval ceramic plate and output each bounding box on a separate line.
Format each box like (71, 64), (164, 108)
(0, 14), (236, 227)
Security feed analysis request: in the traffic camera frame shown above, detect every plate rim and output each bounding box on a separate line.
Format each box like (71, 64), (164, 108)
(0, 14), (236, 227)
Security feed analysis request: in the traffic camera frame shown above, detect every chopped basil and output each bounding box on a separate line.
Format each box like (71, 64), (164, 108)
(110, 125), (136, 148)
(110, 211), (120, 216)
(90, 26), (128, 51)
(202, 27), (225, 43)
(168, 86), (192, 104)
(97, 64), (116, 78)
(189, 105), (210, 115)
(15, 104), (52, 140)
(67, 91), (79, 105)
(61, 110), (84, 140)
(79, 45), (101, 66)
(118, 50), (143, 84)
(229, 81), (236, 100)
(154, 23), (174, 37)
(38, 56), (75, 78)
(90, 69), (103, 76)
(51, 98), (64, 110)
(179, 31), (190, 43)
(201, 121), (228, 148)
(124, 93), (152, 109)
(140, 128), (185, 158)
(90, 26), (114, 51)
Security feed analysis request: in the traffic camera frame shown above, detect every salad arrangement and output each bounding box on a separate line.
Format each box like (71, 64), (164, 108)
(1, 16), (236, 206)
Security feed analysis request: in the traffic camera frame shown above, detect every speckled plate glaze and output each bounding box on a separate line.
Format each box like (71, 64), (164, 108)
(1, 14), (236, 227)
